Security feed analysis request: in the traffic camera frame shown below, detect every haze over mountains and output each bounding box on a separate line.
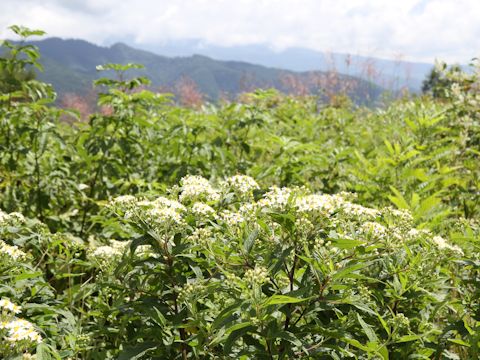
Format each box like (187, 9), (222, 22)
(14, 37), (436, 103)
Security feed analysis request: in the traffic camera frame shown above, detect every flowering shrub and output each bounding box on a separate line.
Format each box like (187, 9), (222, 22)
(0, 25), (479, 359)
(97, 175), (471, 359)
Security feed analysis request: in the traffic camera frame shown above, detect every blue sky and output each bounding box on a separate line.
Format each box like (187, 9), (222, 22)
(0, 0), (478, 63)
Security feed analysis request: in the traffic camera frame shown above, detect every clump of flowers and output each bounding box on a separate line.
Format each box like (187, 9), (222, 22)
(0, 240), (27, 262)
(191, 202), (216, 218)
(110, 194), (187, 234)
(0, 299), (42, 357)
(359, 221), (388, 240)
(258, 186), (294, 211)
(1, 319), (42, 344)
(222, 175), (259, 197)
(179, 175), (220, 203)
(219, 210), (245, 227)
(0, 299), (21, 314)
(87, 239), (129, 267)
(341, 202), (380, 220)
(430, 235), (464, 255)
(0, 210), (26, 226)
(296, 193), (346, 215)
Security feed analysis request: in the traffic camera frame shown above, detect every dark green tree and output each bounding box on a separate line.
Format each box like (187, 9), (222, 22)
(0, 25), (46, 95)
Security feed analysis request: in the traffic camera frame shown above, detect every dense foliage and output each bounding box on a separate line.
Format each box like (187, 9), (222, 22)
(0, 26), (479, 359)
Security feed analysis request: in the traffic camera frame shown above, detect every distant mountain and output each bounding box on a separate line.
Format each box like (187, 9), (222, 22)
(8, 38), (385, 104)
(136, 40), (434, 92)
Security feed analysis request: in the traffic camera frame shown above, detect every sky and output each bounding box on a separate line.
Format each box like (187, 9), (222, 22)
(0, 0), (478, 63)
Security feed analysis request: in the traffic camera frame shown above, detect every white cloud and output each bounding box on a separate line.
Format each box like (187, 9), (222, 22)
(0, 0), (478, 63)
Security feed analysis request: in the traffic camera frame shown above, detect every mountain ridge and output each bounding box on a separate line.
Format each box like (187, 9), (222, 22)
(7, 37), (387, 103)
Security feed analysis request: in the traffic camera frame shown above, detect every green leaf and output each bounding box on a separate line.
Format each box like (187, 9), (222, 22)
(272, 330), (302, 346)
(331, 238), (365, 249)
(357, 313), (378, 343)
(388, 187), (410, 209)
(243, 228), (259, 254)
(264, 295), (309, 306)
(117, 342), (157, 360)
(396, 334), (421, 343)
(447, 338), (471, 347)
(332, 262), (371, 281)
(14, 272), (43, 281)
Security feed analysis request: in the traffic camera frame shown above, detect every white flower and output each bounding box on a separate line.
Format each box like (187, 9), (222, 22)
(148, 206), (184, 226)
(1, 318), (42, 344)
(223, 175), (259, 195)
(0, 240), (27, 261)
(341, 202), (379, 219)
(88, 240), (129, 264)
(0, 210), (26, 225)
(431, 236), (464, 255)
(110, 195), (137, 212)
(191, 202), (216, 217)
(111, 195), (136, 205)
(152, 197), (186, 213)
(0, 298), (21, 314)
(296, 193), (345, 214)
(258, 186), (293, 211)
(407, 228), (431, 239)
(220, 210), (245, 226)
(179, 175), (220, 203)
(90, 245), (123, 259)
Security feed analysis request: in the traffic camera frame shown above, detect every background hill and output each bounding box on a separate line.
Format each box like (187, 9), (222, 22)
(135, 40), (434, 92)
(18, 38), (386, 103)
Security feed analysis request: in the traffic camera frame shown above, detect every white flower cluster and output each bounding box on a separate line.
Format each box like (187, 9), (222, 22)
(341, 202), (379, 219)
(111, 195), (137, 209)
(0, 299), (42, 351)
(219, 210), (245, 227)
(406, 228), (431, 239)
(295, 193), (345, 215)
(147, 206), (184, 227)
(406, 229), (463, 255)
(258, 186), (293, 211)
(191, 202), (216, 218)
(223, 175), (259, 196)
(149, 197), (186, 213)
(0, 318), (42, 344)
(0, 210), (25, 226)
(431, 236), (464, 255)
(111, 194), (187, 232)
(88, 240), (129, 265)
(0, 298), (21, 314)
(0, 240), (27, 261)
(108, 176), (464, 260)
(179, 175), (220, 203)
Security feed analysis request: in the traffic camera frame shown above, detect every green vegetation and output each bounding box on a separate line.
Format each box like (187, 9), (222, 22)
(0, 26), (479, 359)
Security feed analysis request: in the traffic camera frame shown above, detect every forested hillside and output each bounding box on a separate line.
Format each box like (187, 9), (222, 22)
(9, 37), (384, 103)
